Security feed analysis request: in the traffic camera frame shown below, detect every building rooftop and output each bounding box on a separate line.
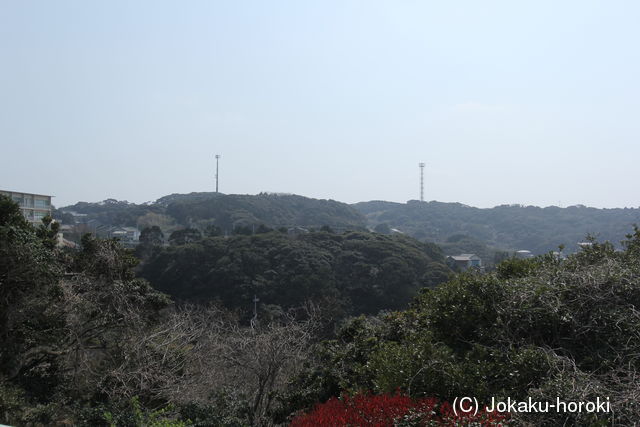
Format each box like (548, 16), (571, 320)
(448, 254), (480, 261)
(0, 189), (54, 198)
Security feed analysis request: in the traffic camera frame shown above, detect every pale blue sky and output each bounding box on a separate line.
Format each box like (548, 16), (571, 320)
(1, 1), (639, 208)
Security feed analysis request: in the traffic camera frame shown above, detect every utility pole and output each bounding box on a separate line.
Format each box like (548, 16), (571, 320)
(250, 294), (259, 329)
(419, 162), (425, 202)
(215, 154), (221, 193)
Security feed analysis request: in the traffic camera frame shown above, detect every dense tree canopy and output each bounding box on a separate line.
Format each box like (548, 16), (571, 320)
(355, 199), (640, 254)
(164, 193), (367, 232)
(140, 230), (451, 317)
(287, 228), (640, 425)
(0, 197), (63, 404)
(58, 199), (161, 227)
(58, 193), (640, 263)
(58, 193), (367, 236)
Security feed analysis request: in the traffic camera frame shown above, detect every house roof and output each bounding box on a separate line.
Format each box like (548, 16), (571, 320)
(0, 189), (54, 198)
(448, 254), (480, 261)
(109, 226), (139, 232)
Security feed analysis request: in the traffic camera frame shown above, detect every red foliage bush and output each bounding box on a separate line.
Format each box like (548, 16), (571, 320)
(290, 392), (509, 426)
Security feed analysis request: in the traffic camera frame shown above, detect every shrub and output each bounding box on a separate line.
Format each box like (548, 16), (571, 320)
(290, 392), (510, 426)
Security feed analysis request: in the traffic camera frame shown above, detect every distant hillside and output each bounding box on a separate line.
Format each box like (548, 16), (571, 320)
(165, 192), (366, 232)
(354, 200), (640, 254)
(57, 192), (367, 234)
(56, 199), (160, 227)
(58, 195), (640, 256)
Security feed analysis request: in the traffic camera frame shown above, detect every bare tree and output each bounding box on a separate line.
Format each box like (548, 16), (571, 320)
(63, 299), (319, 425)
(157, 305), (320, 426)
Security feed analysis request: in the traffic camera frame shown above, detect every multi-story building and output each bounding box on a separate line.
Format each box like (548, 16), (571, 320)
(0, 189), (53, 225)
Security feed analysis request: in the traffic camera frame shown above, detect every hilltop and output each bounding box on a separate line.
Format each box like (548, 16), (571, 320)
(57, 192), (367, 234)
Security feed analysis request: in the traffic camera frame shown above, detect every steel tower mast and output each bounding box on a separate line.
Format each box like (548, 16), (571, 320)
(215, 154), (221, 193)
(419, 162), (425, 202)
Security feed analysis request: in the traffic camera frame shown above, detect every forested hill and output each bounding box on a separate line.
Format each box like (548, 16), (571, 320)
(58, 192), (367, 232)
(140, 230), (451, 316)
(354, 200), (640, 254)
(164, 192), (366, 231)
(58, 194), (640, 255)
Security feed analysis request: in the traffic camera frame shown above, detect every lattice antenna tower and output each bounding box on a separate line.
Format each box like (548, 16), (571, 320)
(215, 154), (221, 193)
(419, 162), (425, 202)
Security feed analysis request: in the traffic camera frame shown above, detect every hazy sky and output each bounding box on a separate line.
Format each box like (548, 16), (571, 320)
(2, 1), (639, 208)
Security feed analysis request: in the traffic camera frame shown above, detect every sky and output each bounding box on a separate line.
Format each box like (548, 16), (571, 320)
(1, 1), (639, 208)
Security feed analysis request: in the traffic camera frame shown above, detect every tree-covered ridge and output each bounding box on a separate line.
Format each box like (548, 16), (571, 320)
(56, 198), (162, 227)
(354, 199), (640, 254)
(58, 192), (367, 233)
(59, 193), (640, 258)
(165, 193), (367, 231)
(140, 230), (451, 317)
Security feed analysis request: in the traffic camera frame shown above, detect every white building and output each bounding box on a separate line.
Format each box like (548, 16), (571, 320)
(0, 189), (52, 225)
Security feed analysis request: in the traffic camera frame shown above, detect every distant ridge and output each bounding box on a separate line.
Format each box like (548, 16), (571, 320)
(58, 192), (367, 233)
(57, 194), (640, 255)
(353, 200), (640, 253)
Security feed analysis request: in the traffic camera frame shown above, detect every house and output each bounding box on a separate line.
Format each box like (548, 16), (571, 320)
(515, 250), (534, 259)
(108, 226), (140, 245)
(446, 254), (482, 271)
(62, 210), (89, 224)
(0, 189), (52, 225)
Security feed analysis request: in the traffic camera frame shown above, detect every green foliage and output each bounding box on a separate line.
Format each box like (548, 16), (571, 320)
(178, 396), (248, 427)
(141, 231), (450, 317)
(0, 197), (174, 425)
(495, 256), (539, 279)
(0, 380), (28, 422)
(0, 197), (65, 407)
(58, 193), (367, 238)
(13, 186), (640, 425)
(57, 199), (161, 227)
(103, 397), (189, 427)
(136, 225), (165, 259)
(623, 224), (640, 257)
(165, 193), (366, 232)
(168, 228), (202, 246)
(0, 194), (30, 228)
(140, 225), (165, 246)
(287, 230), (640, 424)
(36, 214), (60, 249)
